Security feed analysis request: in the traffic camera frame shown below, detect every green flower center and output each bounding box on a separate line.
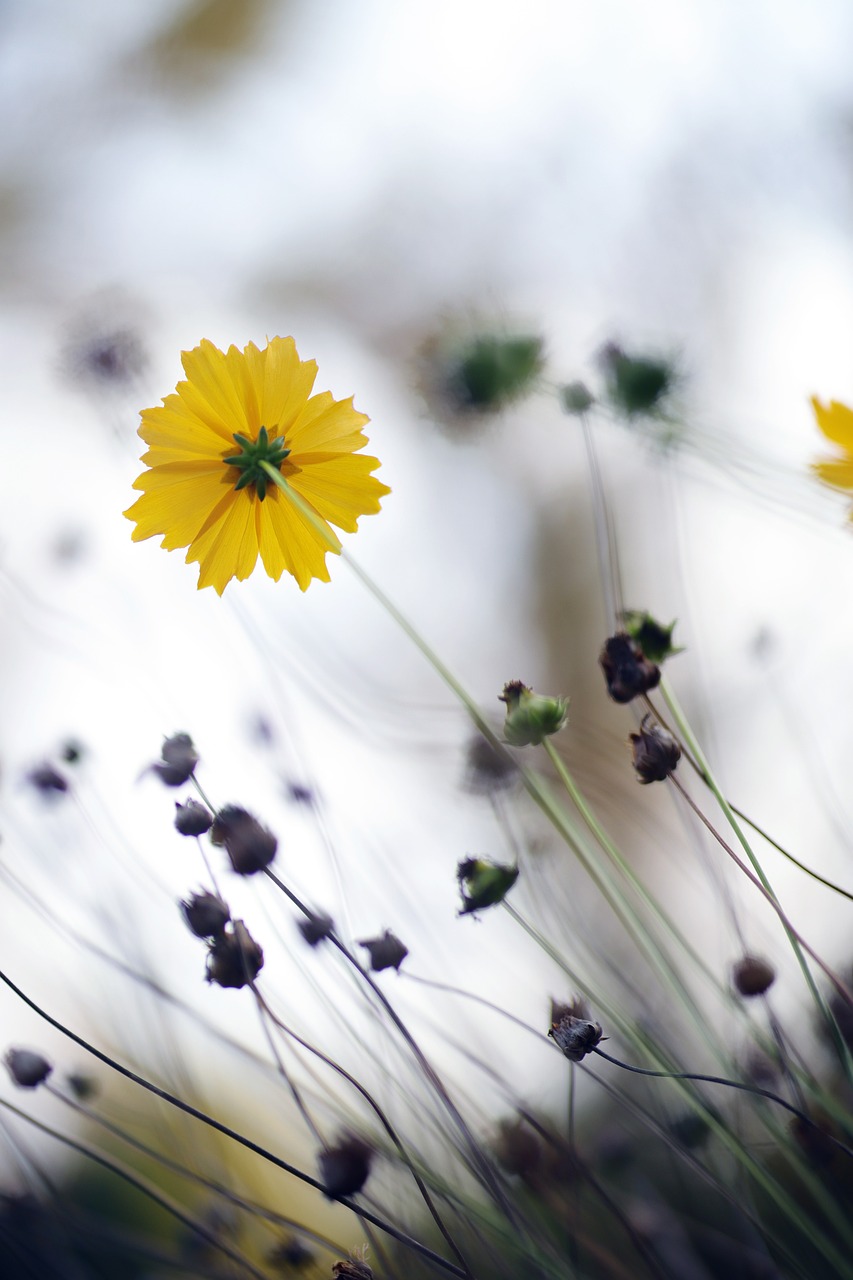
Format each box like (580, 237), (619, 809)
(223, 427), (290, 501)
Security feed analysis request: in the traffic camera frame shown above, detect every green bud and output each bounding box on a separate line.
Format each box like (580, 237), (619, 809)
(452, 335), (544, 412)
(457, 857), (519, 916)
(499, 681), (568, 747)
(559, 381), (595, 416)
(599, 343), (676, 419)
(620, 610), (683, 664)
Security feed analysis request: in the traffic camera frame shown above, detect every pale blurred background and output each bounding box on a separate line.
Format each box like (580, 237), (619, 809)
(1, 0), (853, 1222)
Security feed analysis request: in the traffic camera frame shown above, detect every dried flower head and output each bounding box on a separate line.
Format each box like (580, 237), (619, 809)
(358, 929), (408, 973)
(180, 890), (231, 939)
(151, 733), (199, 787)
(5, 1049), (52, 1089)
(620, 610), (682, 664)
(457, 857), (519, 916)
(732, 955), (776, 997)
(206, 920), (264, 988)
(26, 764), (69, 797)
(268, 1236), (315, 1272)
(124, 337), (389, 594)
(463, 732), (519, 795)
(599, 633), (660, 703)
(629, 715), (681, 784)
(332, 1254), (373, 1280)
(499, 680), (568, 747)
(318, 1135), (373, 1199)
(549, 1014), (604, 1062)
(210, 805), (277, 875)
(174, 798), (214, 836)
(298, 911), (335, 947)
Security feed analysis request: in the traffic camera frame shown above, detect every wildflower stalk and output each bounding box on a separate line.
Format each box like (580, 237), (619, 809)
(660, 676), (853, 1076)
(0, 965), (469, 1279)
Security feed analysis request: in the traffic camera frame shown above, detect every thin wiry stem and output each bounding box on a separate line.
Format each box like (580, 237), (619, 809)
(0, 965), (468, 1279)
(591, 1047), (853, 1162)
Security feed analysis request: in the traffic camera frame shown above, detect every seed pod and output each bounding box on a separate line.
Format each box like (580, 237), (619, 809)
(175, 799), (214, 836)
(210, 805), (277, 875)
(457, 857), (519, 916)
(549, 1014), (603, 1062)
(298, 911), (335, 947)
(5, 1049), (52, 1089)
(599, 633), (660, 703)
(181, 890), (230, 939)
(499, 680), (568, 747)
(732, 955), (776, 997)
(152, 733), (199, 787)
(318, 1135), (373, 1199)
(206, 920), (264, 988)
(358, 929), (408, 973)
(629, 715), (681, 783)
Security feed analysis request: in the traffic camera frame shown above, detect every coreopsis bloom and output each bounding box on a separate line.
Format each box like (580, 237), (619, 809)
(125, 338), (389, 593)
(811, 397), (853, 514)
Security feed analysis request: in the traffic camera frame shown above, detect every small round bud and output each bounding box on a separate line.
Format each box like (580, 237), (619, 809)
(206, 920), (264, 988)
(732, 955), (776, 997)
(298, 911), (335, 947)
(318, 1135), (373, 1199)
(358, 930), (408, 973)
(152, 733), (199, 787)
(60, 739), (86, 765)
(499, 680), (569, 747)
(181, 890), (231, 939)
(628, 716), (681, 784)
(457, 857), (519, 916)
(599, 633), (660, 703)
(174, 799), (214, 837)
(549, 1014), (604, 1062)
(559, 381), (595, 415)
(210, 805), (277, 875)
(66, 1072), (98, 1101)
(5, 1049), (52, 1089)
(450, 334), (544, 413)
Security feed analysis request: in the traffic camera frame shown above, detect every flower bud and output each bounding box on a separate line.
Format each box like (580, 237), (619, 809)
(732, 955), (776, 997)
(450, 334), (544, 413)
(181, 890), (230, 939)
(332, 1258), (373, 1280)
(298, 911), (335, 947)
(620, 610), (682, 664)
(26, 764), (69, 797)
(629, 716), (681, 784)
(559, 381), (595, 415)
(210, 805), (277, 875)
(358, 930), (408, 973)
(599, 343), (676, 419)
(457, 857), (519, 916)
(206, 920), (264, 988)
(318, 1135), (373, 1199)
(549, 1014), (603, 1062)
(5, 1048), (52, 1089)
(152, 733), (199, 786)
(174, 799), (214, 836)
(599, 633), (660, 703)
(66, 1072), (98, 1101)
(499, 681), (568, 747)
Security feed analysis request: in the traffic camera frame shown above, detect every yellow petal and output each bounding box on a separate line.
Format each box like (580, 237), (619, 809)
(178, 340), (251, 438)
(187, 488), (260, 594)
(257, 487), (337, 590)
(812, 458), (853, 491)
(252, 337), (319, 434)
(811, 397), (853, 453)
(289, 395), (370, 454)
(289, 454), (390, 532)
(125, 463), (229, 550)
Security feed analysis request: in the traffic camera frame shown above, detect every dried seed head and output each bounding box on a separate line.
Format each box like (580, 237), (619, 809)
(629, 715), (681, 784)
(732, 955), (776, 997)
(549, 1014), (604, 1062)
(268, 1236), (315, 1272)
(174, 799), (214, 837)
(620, 610), (683, 664)
(298, 911), (335, 947)
(206, 920), (264, 988)
(358, 929), (408, 973)
(599, 633), (661, 703)
(66, 1072), (98, 1101)
(332, 1255), (373, 1280)
(5, 1049), (52, 1089)
(499, 680), (569, 747)
(550, 995), (590, 1025)
(181, 890), (231, 939)
(318, 1135), (373, 1199)
(151, 733), (199, 787)
(463, 733), (519, 795)
(494, 1118), (542, 1179)
(457, 857), (519, 916)
(26, 764), (69, 797)
(210, 805), (277, 875)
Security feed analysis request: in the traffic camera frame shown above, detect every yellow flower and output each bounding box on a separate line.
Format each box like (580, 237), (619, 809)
(124, 337), (389, 594)
(811, 397), (853, 508)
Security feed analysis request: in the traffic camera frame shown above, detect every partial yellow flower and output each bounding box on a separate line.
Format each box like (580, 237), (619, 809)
(124, 337), (390, 593)
(811, 396), (853, 505)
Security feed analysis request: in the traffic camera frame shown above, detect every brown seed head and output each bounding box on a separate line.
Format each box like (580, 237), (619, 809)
(151, 733), (199, 786)
(211, 805), (277, 875)
(732, 955), (776, 997)
(599, 633), (660, 703)
(181, 890), (231, 939)
(298, 911), (335, 947)
(629, 715), (681, 783)
(5, 1049), (52, 1089)
(358, 929), (409, 973)
(549, 1014), (604, 1062)
(206, 920), (264, 988)
(174, 799), (214, 836)
(318, 1135), (373, 1199)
